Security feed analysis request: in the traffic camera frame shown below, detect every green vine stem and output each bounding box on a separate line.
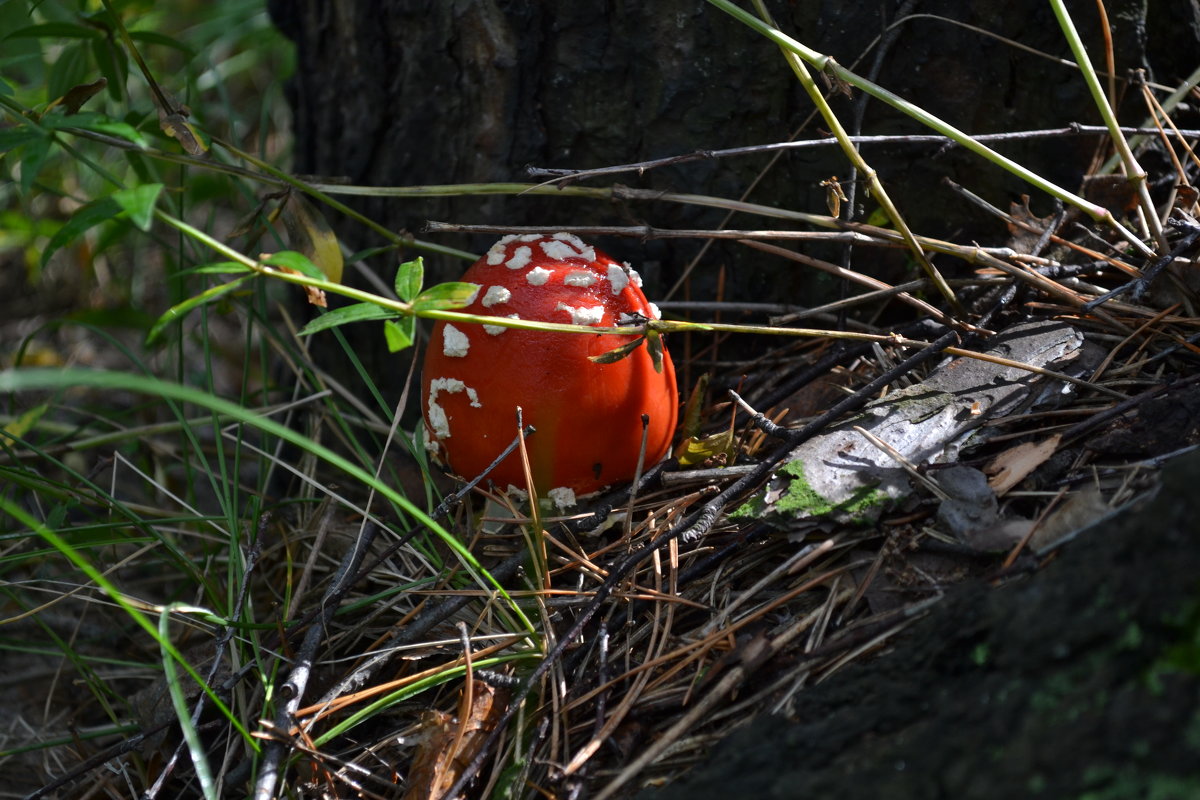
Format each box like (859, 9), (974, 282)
(153, 207), (1126, 401)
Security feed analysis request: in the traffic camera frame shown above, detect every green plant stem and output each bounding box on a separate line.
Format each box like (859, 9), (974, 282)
(157, 204), (1139, 359)
(154, 204), (1136, 379)
(1048, 0), (1167, 251)
(748, 0), (964, 319)
(704, 0), (1155, 259)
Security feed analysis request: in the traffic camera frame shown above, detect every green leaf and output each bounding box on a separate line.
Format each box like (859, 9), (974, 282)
(4, 23), (105, 41)
(47, 43), (90, 103)
(384, 317), (416, 352)
(298, 302), (397, 336)
(411, 281), (480, 312)
(18, 136), (52, 196)
(261, 250), (324, 280)
(588, 336), (645, 365)
(646, 328), (665, 374)
(394, 257), (424, 302)
(0, 127), (42, 156)
(1, 402), (48, 442)
(91, 38), (128, 102)
(40, 195), (122, 269)
(40, 112), (146, 147)
(146, 275), (253, 345)
(113, 183), (163, 231)
(128, 29), (196, 59)
(159, 606), (218, 800)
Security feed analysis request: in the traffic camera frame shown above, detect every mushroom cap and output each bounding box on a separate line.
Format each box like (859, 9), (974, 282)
(421, 233), (678, 499)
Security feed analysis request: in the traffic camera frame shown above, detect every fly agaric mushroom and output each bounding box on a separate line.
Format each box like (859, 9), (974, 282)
(421, 233), (677, 505)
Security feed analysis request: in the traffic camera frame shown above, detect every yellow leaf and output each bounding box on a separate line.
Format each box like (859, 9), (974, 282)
(280, 194), (343, 284)
(675, 430), (735, 467)
(2, 402), (48, 444)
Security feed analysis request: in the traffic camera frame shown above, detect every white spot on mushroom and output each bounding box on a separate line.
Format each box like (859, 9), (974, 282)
(506, 246), (533, 270)
(540, 239), (582, 261)
(526, 266), (553, 285)
(441, 324), (470, 358)
(556, 302), (605, 326)
(484, 313), (520, 335)
(518, 233), (544, 242)
(426, 402), (450, 439)
(506, 484), (530, 501)
(607, 264), (629, 294)
(550, 232), (595, 261)
(485, 235), (515, 265)
(625, 264), (643, 287)
(564, 270), (597, 287)
(547, 486), (577, 510)
(426, 377), (482, 440)
(482, 285), (512, 307)
(648, 302), (662, 320)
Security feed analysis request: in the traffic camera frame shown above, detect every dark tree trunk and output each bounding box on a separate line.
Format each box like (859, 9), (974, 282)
(266, 0), (1198, 383)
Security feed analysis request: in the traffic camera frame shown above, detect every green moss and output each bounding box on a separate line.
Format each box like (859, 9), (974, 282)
(732, 458), (888, 524)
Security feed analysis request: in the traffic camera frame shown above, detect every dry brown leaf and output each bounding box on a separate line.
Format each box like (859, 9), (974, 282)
(403, 682), (505, 800)
(45, 78), (108, 116)
(1006, 195), (1057, 254)
(985, 434), (1061, 495)
(274, 265), (329, 308)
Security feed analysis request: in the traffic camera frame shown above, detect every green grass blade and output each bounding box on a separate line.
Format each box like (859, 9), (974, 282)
(0, 495), (257, 749)
(160, 605), (218, 800)
(0, 367), (538, 637)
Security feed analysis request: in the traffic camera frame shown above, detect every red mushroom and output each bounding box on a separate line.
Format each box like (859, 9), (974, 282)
(421, 233), (677, 506)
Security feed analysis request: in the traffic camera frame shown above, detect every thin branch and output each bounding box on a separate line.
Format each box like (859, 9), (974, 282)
(523, 125), (1200, 184)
